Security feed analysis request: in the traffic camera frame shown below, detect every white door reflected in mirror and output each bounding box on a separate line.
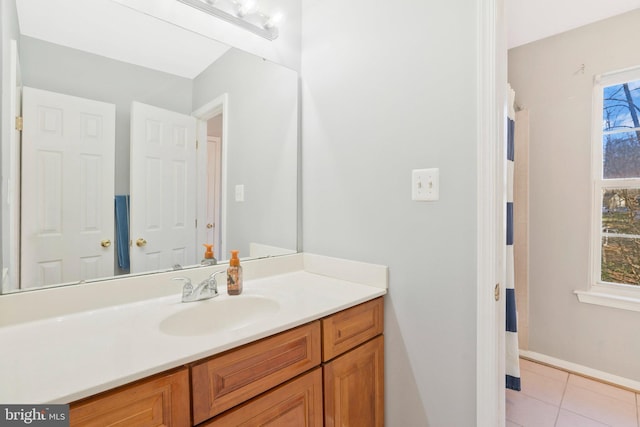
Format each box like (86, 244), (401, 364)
(129, 102), (197, 274)
(20, 87), (116, 288)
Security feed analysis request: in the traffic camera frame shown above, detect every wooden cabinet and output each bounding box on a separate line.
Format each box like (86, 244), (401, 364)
(323, 336), (384, 427)
(191, 321), (321, 424)
(202, 368), (324, 426)
(68, 297), (384, 427)
(322, 298), (384, 427)
(69, 368), (190, 427)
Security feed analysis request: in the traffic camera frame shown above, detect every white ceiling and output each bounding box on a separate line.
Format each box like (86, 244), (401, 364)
(507, 0), (640, 49)
(16, 0), (231, 79)
(19, 0), (640, 73)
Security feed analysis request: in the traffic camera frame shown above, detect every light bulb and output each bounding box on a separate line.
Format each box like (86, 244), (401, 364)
(264, 12), (283, 29)
(237, 0), (257, 16)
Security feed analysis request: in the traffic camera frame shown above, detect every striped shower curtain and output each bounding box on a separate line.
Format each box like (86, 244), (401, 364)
(506, 86), (521, 391)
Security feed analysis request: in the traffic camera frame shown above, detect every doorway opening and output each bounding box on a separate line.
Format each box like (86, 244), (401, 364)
(194, 93), (228, 262)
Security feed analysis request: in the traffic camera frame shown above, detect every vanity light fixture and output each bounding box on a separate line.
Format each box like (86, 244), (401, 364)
(177, 0), (280, 40)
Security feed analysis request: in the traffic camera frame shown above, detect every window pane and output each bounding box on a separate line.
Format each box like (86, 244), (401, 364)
(601, 236), (640, 285)
(603, 132), (640, 178)
(603, 80), (640, 131)
(602, 189), (640, 235)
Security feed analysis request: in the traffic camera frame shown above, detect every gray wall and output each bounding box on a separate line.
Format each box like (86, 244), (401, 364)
(509, 10), (640, 380)
(193, 49), (298, 259)
(301, 0), (479, 425)
(19, 36), (193, 195)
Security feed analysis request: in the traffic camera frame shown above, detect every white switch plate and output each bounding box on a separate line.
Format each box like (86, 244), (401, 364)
(412, 168), (439, 201)
(235, 184), (245, 202)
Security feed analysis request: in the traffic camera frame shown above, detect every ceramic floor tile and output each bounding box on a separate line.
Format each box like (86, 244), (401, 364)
(555, 409), (611, 427)
(506, 389), (559, 427)
(519, 367), (567, 406)
(562, 382), (637, 427)
(520, 359), (569, 383)
(568, 374), (637, 405)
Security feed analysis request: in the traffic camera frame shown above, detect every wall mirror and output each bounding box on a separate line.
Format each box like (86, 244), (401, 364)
(0, 0), (298, 293)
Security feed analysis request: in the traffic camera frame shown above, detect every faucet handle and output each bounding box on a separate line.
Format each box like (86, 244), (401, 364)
(172, 277), (193, 297)
(208, 271), (225, 293)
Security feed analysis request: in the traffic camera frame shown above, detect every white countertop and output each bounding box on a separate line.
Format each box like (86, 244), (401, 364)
(0, 254), (387, 404)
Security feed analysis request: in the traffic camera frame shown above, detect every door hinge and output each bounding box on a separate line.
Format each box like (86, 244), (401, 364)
(196, 139), (199, 150)
(195, 219), (198, 228)
(15, 116), (23, 131)
(494, 283), (500, 301)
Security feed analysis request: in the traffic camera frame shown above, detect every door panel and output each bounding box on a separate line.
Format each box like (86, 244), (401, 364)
(197, 135), (221, 258)
(21, 87), (115, 288)
(130, 102), (196, 273)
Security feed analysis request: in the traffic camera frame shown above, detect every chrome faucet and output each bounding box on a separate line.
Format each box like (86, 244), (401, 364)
(173, 271), (224, 303)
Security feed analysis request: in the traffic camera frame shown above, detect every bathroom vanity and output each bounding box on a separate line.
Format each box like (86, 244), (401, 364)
(70, 298), (383, 426)
(0, 254), (387, 426)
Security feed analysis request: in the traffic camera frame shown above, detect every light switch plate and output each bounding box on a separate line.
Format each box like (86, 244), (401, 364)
(235, 184), (245, 202)
(412, 168), (439, 201)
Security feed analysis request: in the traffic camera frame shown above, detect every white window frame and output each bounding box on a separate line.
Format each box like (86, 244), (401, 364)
(576, 66), (640, 312)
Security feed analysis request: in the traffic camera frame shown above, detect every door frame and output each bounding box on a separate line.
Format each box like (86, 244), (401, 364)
(3, 39), (21, 292)
(192, 93), (229, 260)
(477, 0), (507, 425)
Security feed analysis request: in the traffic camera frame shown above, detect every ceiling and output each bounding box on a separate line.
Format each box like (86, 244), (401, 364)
(16, 0), (231, 79)
(18, 0), (640, 74)
(507, 0), (640, 49)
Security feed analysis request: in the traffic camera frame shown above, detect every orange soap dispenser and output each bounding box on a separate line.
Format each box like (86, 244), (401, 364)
(201, 244), (217, 266)
(227, 250), (243, 295)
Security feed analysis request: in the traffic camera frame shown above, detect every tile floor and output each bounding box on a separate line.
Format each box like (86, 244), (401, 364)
(506, 359), (640, 427)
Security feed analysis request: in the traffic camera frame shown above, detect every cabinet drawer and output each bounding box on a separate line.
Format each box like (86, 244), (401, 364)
(322, 297), (383, 361)
(191, 321), (321, 424)
(69, 368), (190, 427)
(202, 368), (324, 426)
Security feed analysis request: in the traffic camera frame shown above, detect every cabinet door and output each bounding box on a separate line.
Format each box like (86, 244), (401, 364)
(192, 321), (321, 424)
(203, 368), (323, 426)
(324, 336), (384, 427)
(322, 298), (383, 361)
(69, 368), (190, 427)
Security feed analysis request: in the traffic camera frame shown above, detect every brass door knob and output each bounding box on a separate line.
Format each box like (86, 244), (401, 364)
(206, 223), (214, 229)
(136, 238), (147, 247)
(101, 239), (111, 248)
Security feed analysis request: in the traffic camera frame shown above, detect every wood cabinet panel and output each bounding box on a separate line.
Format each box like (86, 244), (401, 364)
(69, 368), (190, 427)
(323, 336), (384, 427)
(191, 321), (322, 424)
(322, 297), (383, 361)
(202, 368), (323, 426)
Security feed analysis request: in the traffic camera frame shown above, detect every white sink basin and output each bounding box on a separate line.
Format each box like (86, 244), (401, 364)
(159, 295), (280, 336)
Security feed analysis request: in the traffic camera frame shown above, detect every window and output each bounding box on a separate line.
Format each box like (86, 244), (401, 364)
(580, 67), (640, 310)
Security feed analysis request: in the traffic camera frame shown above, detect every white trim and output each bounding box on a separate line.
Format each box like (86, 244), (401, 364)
(575, 286), (640, 312)
(520, 350), (640, 392)
(7, 40), (21, 292)
(594, 65), (640, 87)
(477, 0), (506, 425)
(193, 94), (229, 259)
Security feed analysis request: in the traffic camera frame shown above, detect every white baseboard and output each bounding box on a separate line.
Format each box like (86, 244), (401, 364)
(520, 350), (640, 392)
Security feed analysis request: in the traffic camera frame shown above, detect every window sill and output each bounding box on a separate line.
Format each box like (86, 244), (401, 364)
(575, 287), (640, 312)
